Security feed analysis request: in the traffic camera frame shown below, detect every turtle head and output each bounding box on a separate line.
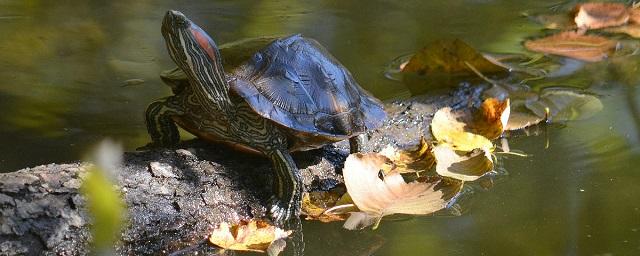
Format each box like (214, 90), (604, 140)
(161, 10), (223, 74)
(161, 10), (232, 108)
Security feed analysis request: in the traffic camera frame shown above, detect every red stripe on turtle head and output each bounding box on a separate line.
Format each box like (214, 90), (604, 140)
(189, 26), (217, 61)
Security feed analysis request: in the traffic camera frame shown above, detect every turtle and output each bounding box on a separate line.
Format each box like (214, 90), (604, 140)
(145, 10), (386, 223)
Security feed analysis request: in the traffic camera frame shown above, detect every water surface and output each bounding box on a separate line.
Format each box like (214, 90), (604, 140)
(1, 0), (639, 255)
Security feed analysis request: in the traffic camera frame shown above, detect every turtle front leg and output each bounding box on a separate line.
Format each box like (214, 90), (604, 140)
(348, 134), (366, 154)
(144, 96), (184, 147)
(266, 149), (303, 224)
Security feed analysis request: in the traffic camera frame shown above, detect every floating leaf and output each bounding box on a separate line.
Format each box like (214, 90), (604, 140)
(574, 2), (629, 29)
(402, 39), (507, 74)
(343, 153), (462, 230)
(433, 144), (493, 181)
(605, 25), (640, 38)
(629, 7), (640, 24)
(506, 100), (545, 130)
(400, 39), (508, 94)
(379, 137), (435, 174)
(430, 99), (509, 152)
(525, 89), (603, 122)
(471, 98), (511, 140)
(208, 220), (292, 253)
(524, 31), (617, 62)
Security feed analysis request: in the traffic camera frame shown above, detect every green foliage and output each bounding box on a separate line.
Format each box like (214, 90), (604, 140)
(81, 166), (125, 252)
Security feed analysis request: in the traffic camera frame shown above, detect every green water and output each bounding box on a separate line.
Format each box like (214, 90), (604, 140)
(1, 0), (639, 255)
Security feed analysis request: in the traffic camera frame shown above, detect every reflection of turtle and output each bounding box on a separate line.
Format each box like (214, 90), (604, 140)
(146, 10), (386, 223)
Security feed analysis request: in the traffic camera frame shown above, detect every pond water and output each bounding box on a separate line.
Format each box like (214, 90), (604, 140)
(1, 0), (639, 255)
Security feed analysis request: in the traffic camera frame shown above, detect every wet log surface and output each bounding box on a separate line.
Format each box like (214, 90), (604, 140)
(0, 87), (480, 255)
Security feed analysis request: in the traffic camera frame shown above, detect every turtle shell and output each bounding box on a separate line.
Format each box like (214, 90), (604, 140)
(230, 34), (386, 140)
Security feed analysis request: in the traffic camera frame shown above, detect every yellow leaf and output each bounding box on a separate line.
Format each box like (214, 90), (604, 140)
(208, 220), (292, 253)
(430, 107), (494, 152)
(433, 144), (493, 181)
(301, 187), (355, 223)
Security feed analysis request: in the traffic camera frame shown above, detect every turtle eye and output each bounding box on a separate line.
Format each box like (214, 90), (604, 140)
(253, 52), (263, 62)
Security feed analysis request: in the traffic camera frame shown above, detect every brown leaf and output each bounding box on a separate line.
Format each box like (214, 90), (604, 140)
(343, 153), (462, 229)
(605, 25), (640, 38)
(400, 39), (508, 94)
(524, 31), (617, 62)
(379, 137), (435, 174)
(433, 144), (493, 181)
(208, 220), (292, 253)
(471, 98), (511, 140)
(402, 39), (507, 74)
(629, 7), (640, 24)
(574, 2), (630, 29)
(301, 187), (354, 223)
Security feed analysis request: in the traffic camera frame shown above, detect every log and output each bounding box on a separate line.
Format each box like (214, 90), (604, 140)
(0, 86), (481, 255)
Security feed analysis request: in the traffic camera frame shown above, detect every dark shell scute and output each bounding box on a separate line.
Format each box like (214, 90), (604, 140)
(231, 34), (385, 137)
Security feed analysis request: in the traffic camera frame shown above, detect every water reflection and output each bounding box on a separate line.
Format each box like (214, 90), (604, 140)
(1, 0), (639, 255)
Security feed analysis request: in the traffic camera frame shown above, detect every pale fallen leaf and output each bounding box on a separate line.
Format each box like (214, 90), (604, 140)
(524, 31), (617, 62)
(574, 2), (629, 29)
(433, 144), (493, 182)
(343, 153), (462, 229)
(525, 89), (603, 122)
(208, 220), (292, 253)
(506, 101), (545, 130)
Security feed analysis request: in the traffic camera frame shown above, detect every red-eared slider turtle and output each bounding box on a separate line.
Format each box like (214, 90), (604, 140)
(146, 10), (386, 223)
